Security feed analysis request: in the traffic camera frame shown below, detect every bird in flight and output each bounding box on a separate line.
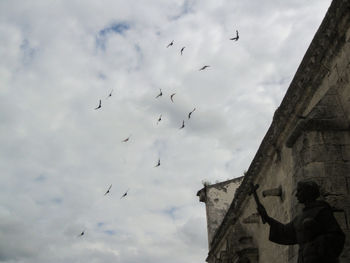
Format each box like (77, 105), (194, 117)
(155, 158), (161, 167)
(95, 100), (102, 110)
(170, 93), (176, 102)
(179, 120), (185, 129)
(122, 135), (130, 142)
(157, 114), (162, 125)
(167, 40), (174, 48)
(78, 230), (85, 237)
(155, 89), (163, 98)
(121, 189), (129, 199)
(188, 108), (196, 119)
(104, 184), (112, 195)
(106, 89), (113, 98)
(199, 65), (210, 71)
(230, 30), (239, 41)
(180, 46), (185, 55)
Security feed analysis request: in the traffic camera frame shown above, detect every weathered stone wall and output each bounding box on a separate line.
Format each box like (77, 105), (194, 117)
(197, 177), (244, 248)
(202, 1), (350, 262)
(285, 10), (350, 261)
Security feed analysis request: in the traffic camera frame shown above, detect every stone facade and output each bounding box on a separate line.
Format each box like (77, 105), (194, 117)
(197, 177), (244, 247)
(199, 0), (350, 262)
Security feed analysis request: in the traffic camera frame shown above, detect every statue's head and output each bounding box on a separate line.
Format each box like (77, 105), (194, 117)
(296, 180), (320, 203)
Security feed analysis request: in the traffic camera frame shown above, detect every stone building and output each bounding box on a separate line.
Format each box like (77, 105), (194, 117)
(197, 177), (244, 247)
(197, 0), (350, 262)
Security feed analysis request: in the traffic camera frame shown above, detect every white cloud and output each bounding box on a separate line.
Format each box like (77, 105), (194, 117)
(0, 0), (332, 262)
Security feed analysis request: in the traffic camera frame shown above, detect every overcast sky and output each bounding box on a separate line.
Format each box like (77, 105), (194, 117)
(0, 0), (332, 262)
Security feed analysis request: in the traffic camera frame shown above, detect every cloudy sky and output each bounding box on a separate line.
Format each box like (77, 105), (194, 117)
(0, 0), (331, 262)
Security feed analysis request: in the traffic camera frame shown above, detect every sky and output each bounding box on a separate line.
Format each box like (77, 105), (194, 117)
(0, 0), (332, 262)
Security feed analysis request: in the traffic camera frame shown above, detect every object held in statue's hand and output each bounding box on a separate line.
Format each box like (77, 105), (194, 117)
(248, 183), (267, 224)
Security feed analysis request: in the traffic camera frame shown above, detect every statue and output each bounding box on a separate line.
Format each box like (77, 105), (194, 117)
(253, 181), (345, 263)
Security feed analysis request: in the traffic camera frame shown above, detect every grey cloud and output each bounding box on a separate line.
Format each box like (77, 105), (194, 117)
(0, 0), (331, 262)
(0, 215), (40, 261)
(177, 217), (207, 248)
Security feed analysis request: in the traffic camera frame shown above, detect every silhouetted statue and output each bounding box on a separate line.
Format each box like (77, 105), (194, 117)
(255, 181), (345, 263)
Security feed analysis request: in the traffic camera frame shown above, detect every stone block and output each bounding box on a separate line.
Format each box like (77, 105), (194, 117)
(262, 186), (282, 198)
(320, 131), (350, 145)
(242, 213), (260, 224)
(341, 145), (350, 161)
(336, 46), (350, 76)
(345, 27), (350, 42)
(219, 251), (227, 260)
(277, 209), (289, 222)
(318, 93), (340, 107)
(344, 41), (350, 63)
(292, 138), (306, 161)
(238, 236), (253, 245)
(310, 105), (340, 119)
(303, 162), (326, 177)
(328, 63), (340, 86)
(324, 192), (347, 208)
(316, 131), (334, 144)
(302, 144), (343, 164)
(346, 177), (350, 194)
(338, 65), (350, 83)
(296, 131), (348, 149)
(288, 245), (298, 262)
(336, 73), (350, 111)
(325, 162), (350, 177)
(327, 176), (348, 194)
(236, 248), (258, 263)
(292, 145), (304, 166)
(346, 205), (350, 224)
(303, 76), (331, 116)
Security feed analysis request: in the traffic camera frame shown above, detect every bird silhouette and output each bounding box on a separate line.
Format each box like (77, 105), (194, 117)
(180, 120), (185, 129)
(95, 100), (102, 110)
(180, 46), (185, 55)
(122, 136), (130, 142)
(188, 108), (196, 119)
(78, 230), (85, 237)
(230, 30), (239, 41)
(167, 40), (174, 48)
(104, 184), (112, 195)
(155, 158), (161, 167)
(157, 114), (162, 125)
(155, 89), (163, 98)
(199, 65), (210, 71)
(121, 189), (129, 199)
(106, 90), (113, 98)
(170, 93), (176, 102)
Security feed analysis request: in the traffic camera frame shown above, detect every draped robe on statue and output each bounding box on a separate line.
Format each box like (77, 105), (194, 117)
(268, 201), (345, 263)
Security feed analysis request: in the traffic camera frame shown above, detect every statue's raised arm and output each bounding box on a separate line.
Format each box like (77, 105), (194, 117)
(254, 180), (345, 263)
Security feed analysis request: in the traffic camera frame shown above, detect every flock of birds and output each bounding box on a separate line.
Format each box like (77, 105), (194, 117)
(79, 29), (240, 237)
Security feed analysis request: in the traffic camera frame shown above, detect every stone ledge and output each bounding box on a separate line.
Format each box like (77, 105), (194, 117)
(286, 119), (349, 148)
